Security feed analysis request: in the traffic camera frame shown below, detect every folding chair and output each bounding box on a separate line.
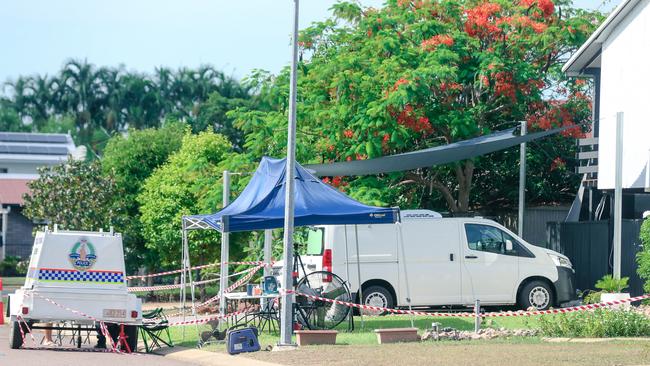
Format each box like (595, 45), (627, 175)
(139, 308), (174, 353)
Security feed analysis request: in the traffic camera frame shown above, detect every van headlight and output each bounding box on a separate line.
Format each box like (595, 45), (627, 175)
(548, 254), (572, 269)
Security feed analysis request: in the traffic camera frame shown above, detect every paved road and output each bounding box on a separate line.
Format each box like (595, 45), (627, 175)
(0, 323), (193, 366)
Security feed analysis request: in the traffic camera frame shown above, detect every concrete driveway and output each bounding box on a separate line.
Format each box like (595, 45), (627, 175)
(0, 323), (193, 366)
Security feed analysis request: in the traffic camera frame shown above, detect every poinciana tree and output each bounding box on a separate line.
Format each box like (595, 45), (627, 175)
(233, 0), (601, 212)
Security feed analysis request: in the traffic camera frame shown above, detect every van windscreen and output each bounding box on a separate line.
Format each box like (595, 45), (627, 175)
(306, 228), (324, 255)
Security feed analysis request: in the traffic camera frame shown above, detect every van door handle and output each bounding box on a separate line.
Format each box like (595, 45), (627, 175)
(307, 264), (316, 270)
(465, 255), (478, 259)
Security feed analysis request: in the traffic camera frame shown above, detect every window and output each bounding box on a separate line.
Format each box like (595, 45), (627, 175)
(0, 168), (7, 174)
(306, 228), (324, 255)
(464, 224), (533, 257)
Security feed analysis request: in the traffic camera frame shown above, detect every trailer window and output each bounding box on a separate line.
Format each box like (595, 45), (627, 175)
(306, 228), (324, 255)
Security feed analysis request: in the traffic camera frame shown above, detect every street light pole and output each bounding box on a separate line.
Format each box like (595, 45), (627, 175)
(279, 0), (300, 347)
(518, 121), (527, 238)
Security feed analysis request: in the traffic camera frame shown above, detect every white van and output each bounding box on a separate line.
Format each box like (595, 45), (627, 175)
(295, 210), (576, 311)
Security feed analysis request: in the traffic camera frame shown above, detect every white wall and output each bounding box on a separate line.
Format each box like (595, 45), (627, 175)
(599, 0), (650, 190)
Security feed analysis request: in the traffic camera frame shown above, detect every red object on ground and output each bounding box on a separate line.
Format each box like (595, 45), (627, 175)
(0, 277), (4, 325)
(117, 324), (132, 353)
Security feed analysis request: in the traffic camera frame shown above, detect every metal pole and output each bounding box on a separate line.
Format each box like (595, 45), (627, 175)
(645, 150), (650, 192)
(518, 121), (527, 238)
(279, 0), (300, 347)
(180, 225), (187, 340)
(262, 229), (273, 309)
(613, 112), (624, 279)
(0, 205), (8, 261)
(474, 300), (481, 333)
(354, 225), (364, 328)
(219, 170), (231, 327)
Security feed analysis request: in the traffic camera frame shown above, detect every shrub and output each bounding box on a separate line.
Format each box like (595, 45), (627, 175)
(581, 290), (602, 305)
(0, 256), (27, 276)
(639, 218), (650, 293)
(538, 308), (650, 337)
(595, 274), (629, 293)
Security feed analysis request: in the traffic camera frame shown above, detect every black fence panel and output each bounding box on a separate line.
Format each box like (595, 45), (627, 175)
(547, 219), (645, 296)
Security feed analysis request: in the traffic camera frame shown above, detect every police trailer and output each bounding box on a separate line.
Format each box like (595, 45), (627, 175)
(7, 227), (141, 350)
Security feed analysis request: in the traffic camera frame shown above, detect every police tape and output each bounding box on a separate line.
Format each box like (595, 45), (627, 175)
(285, 290), (650, 318)
(127, 276), (220, 292)
(125, 261), (273, 280)
(166, 310), (248, 327)
(161, 264), (267, 318)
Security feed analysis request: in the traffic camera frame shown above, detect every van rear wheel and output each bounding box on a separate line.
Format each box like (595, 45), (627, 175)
(361, 286), (394, 315)
(518, 280), (553, 310)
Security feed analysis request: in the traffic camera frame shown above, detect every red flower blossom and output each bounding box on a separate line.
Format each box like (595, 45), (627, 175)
(550, 157), (565, 171)
(519, 0), (554, 18)
(343, 129), (354, 138)
(322, 177), (331, 184)
(396, 105), (433, 134)
(393, 78), (410, 91)
(421, 34), (454, 51)
(494, 72), (517, 102)
(464, 3), (502, 38)
(332, 176), (342, 187)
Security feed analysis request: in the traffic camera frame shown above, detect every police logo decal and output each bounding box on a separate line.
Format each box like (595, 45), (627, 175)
(68, 237), (97, 271)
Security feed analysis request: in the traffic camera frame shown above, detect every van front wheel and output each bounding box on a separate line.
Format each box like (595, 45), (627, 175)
(518, 280), (553, 310)
(361, 286), (394, 315)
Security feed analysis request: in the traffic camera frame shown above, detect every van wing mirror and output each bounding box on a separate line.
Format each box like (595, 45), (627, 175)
(505, 239), (513, 252)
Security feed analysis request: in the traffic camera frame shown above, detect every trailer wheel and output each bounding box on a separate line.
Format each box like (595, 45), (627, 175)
(361, 286), (394, 315)
(9, 321), (24, 349)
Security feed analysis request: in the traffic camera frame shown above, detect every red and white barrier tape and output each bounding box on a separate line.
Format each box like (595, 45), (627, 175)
(163, 264), (266, 318)
(225, 263), (265, 293)
(287, 290), (650, 318)
(127, 277), (220, 292)
(127, 266), (261, 293)
(166, 310), (248, 327)
(125, 261), (273, 280)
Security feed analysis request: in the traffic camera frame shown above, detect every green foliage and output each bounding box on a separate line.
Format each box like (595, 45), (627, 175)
(231, 0), (601, 212)
(102, 122), (187, 271)
(638, 218), (650, 293)
(595, 275), (629, 294)
(1, 60), (253, 152)
(0, 256), (28, 276)
(582, 290), (603, 305)
(538, 309), (650, 338)
(137, 131), (245, 267)
(23, 160), (120, 230)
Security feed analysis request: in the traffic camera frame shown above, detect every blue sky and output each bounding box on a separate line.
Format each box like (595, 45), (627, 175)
(0, 0), (616, 83)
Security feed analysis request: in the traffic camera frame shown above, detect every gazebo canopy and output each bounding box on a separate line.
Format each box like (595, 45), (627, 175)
(183, 156), (399, 232)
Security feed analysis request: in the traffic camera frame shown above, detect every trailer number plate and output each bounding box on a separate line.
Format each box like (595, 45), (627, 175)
(103, 309), (126, 318)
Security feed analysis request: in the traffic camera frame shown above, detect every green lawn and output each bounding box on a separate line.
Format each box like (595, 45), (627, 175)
(2, 277), (25, 287)
(168, 314), (540, 350)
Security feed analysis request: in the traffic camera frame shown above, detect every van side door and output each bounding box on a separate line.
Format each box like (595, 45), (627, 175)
(398, 220), (462, 306)
(460, 223), (519, 305)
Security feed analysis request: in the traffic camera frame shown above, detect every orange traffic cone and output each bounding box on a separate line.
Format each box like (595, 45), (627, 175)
(0, 277), (4, 325)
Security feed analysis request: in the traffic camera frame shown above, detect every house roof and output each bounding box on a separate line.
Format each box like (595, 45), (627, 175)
(0, 131), (77, 163)
(563, 0), (642, 76)
(0, 179), (32, 205)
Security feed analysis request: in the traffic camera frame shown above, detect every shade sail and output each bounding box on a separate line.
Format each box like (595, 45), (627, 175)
(184, 157), (399, 232)
(305, 126), (569, 177)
